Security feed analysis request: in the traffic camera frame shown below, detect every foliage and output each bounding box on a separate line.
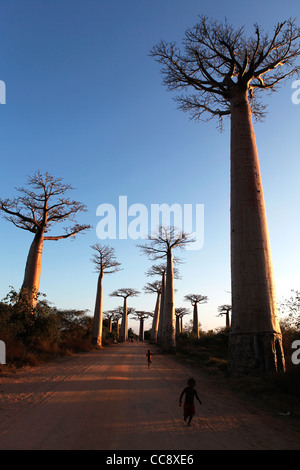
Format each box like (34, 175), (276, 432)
(279, 290), (300, 330)
(0, 288), (93, 367)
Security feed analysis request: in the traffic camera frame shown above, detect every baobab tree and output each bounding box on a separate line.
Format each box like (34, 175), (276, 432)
(0, 171), (91, 308)
(109, 288), (139, 342)
(90, 244), (121, 346)
(175, 307), (190, 335)
(133, 311), (153, 342)
(104, 307), (124, 338)
(143, 281), (162, 344)
(218, 304), (232, 329)
(103, 309), (123, 338)
(139, 226), (194, 352)
(184, 294), (208, 338)
(145, 263), (181, 345)
(150, 17), (300, 374)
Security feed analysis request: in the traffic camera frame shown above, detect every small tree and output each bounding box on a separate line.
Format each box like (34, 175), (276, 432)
(217, 304), (232, 328)
(110, 288), (139, 342)
(175, 307), (190, 335)
(0, 171), (91, 308)
(133, 311), (153, 342)
(184, 294), (208, 338)
(139, 226), (194, 352)
(90, 244), (121, 346)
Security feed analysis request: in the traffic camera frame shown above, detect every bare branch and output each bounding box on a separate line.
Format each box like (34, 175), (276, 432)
(138, 226), (195, 260)
(0, 171), (92, 238)
(150, 16), (300, 125)
(90, 243), (122, 274)
(110, 288), (140, 299)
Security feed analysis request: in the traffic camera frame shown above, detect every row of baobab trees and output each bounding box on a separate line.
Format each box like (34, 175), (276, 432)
(1, 16), (299, 375)
(90, 229), (216, 352)
(102, 301), (232, 344)
(91, 239), (232, 348)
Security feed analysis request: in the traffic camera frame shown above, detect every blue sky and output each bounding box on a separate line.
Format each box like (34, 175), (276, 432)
(0, 0), (299, 333)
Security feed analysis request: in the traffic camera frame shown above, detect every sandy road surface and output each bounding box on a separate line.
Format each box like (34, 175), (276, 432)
(0, 342), (299, 450)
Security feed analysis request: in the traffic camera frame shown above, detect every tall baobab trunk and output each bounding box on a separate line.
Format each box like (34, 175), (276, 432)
(157, 271), (165, 345)
(162, 249), (175, 352)
(121, 297), (128, 342)
(21, 229), (44, 308)
(193, 303), (199, 338)
(116, 318), (120, 338)
(175, 314), (181, 335)
(150, 291), (161, 344)
(139, 318), (145, 342)
(229, 89), (285, 375)
(92, 270), (103, 346)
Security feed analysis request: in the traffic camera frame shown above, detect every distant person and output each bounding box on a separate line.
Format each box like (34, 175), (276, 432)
(146, 350), (152, 369)
(179, 378), (202, 426)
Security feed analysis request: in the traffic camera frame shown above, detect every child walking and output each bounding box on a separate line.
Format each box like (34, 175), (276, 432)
(146, 350), (152, 369)
(179, 378), (202, 426)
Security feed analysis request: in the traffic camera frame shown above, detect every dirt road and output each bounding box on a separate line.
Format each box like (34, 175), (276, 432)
(0, 342), (299, 450)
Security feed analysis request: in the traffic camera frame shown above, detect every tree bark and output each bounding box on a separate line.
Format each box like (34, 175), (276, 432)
(162, 249), (175, 352)
(139, 318), (144, 342)
(21, 229), (44, 309)
(121, 297), (128, 342)
(150, 292), (161, 343)
(91, 270), (103, 346)
(175, 315), (181, 335)
(228, 87), (285, 375)
(193, 303), (199, 338)
(157, 271), (165, 345)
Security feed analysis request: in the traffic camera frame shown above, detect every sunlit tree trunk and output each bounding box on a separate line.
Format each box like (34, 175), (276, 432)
(150, 291), (161, 343)
(229, 88), (285, 375)
(21, 229), (44, 308)
(139, 318), (145, 342)
(162, 249), (175, 352)
(192, 303), (199, 338)
(157, 271), (165, 345)
(92, 269), (103, 346)
(121, 297), (128, 342)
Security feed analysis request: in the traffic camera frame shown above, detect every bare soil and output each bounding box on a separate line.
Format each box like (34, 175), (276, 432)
(0, 342), (299, 450)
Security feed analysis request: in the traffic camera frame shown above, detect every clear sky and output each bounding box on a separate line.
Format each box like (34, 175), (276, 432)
(0, 0), (299, 334)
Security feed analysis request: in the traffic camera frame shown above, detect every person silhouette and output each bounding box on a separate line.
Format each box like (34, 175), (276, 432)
(179, 378), (202, 426)
(146, 350), (152, 369)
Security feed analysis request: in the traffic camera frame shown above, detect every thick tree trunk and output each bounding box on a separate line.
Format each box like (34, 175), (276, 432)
(162, 249), (175, 352)
(121, 297), (128, 342)
(139, 318), (144, 342)
(21, 230), (44, 309)
(116, 319), (120, 338)
(150, 292), (161, 343)
(91, 270), (103, 346)
(228, 88), (285, 376)
(175, 315), (180, 335)
(193, 303), (199, 338)
(157, 272), (165, 345)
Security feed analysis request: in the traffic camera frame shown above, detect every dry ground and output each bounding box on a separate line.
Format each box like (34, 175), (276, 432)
(0, 342), (299, 450)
